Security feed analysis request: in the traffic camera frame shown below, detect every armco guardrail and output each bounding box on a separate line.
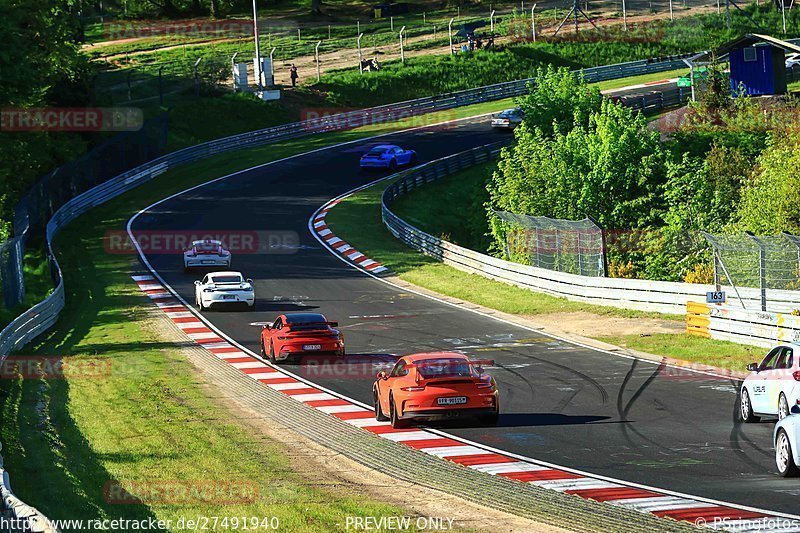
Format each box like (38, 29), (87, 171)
(687, 302), (800, 348)
(0, 54), (697, 528)
(381, 145), (800, 315)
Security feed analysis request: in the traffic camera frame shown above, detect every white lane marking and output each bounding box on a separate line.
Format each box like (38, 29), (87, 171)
(203, 341), (233, 350)
(291, 393), (337, 402)
(165, 311), (194, 319)
(344, 417), (391, 428)
(318, 228), (332, 236)
(247, 372), (283, 380)
(380, 431), (436, 442)
(214, 351), (249, 359)
(186, 332), (221, 341)
(138, 283), (163, 291)
(176, 321), (204, 329)
(317, 404), (370, 414)
(229, 361), (267, 369)
(469, 462), (550, 474)
(131, 274), (155, 281)
(420, 445), (494, 458)
(267, 382), (313, 391)
(531, 478), (620, 492)
(607, 496), (716, 512)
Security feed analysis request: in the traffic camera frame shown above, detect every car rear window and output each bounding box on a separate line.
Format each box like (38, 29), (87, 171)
(210, 276), (241, 283)
(367, 147), (388, 156)
(416, 358), (475, 378)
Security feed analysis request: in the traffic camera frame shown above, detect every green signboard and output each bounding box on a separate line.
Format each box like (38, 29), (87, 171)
(677, 76), (692, 88)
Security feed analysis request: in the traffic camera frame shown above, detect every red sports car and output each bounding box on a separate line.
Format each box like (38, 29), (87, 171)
(373, 352), (499, 428)
(260, 313), (344, 364)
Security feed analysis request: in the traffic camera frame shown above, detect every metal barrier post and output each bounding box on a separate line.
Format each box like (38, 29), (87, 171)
(746, 232), (768, 311)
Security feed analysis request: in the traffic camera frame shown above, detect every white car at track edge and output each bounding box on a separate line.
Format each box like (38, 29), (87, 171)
(774, 405), (800, 477)
(740, 343), (800, 422)
(184, 239), (231, 272)
(194, 271), (255, 311)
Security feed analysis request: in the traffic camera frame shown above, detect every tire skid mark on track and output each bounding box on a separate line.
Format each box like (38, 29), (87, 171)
(130, 273), (792, 531)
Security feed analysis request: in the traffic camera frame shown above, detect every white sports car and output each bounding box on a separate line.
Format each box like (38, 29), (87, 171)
(194, 271), (255, 311)
(774, 405), (800, 477)
(740, 343), (800, 422)
(184, 239), (231, 272)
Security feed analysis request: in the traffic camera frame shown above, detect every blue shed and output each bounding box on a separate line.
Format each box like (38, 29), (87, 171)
(687, 34), (800, 98)
(729, 44), (786, 96)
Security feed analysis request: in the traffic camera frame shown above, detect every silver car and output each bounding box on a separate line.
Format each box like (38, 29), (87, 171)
(774, 405), (800, 477)
(491, 108), (524, 130)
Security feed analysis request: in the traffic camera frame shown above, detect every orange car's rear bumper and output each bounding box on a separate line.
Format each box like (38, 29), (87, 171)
(400, 407), (497, 421)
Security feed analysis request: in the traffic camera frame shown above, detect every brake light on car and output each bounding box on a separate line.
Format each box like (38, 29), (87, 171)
(793, 371), (800, 381)
(277, 336), (290, 340)
(401, 386), (425, 391)
(476, 382), (494, 389)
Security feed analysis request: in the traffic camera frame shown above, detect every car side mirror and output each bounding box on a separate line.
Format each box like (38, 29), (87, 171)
(329, 321), (338, 327)
(246, 278), (253, 283)
(476, 366), (485, 374)
(377, 371), (388, 380)
(792, 405), (800, 415)
(194, 280), (201, 286)
(262, 324), (269, 330)
(747, 363), (759, 372)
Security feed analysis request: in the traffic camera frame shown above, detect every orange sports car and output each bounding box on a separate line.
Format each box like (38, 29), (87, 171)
(373, 352), (499, 428)
(260, 313), (344, 364)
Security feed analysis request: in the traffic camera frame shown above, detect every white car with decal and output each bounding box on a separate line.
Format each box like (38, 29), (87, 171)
(183, 239), (231, 272)
(774, 405), (800, 476)
(740, 343), (800, 422)
(194, 271), (255, 311)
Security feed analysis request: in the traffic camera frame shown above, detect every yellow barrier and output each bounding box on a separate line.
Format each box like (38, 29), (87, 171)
(686, 301), (710, 338)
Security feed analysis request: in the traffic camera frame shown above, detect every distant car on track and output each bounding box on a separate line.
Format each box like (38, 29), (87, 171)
(740, 343), (800, 422)
(359, 144), (417, 171)
(260, 313), (345, 364)
(491, 108), (524, 130)
(786, 53), (800, 69)
(194, 271), (255, 311)
(373, 352), (499, 429)
(184, 239), (231, 272)
(774, 405), (800, 477)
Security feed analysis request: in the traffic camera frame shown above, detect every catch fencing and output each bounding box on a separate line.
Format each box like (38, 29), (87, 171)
(494, 212), (606, 277)
(381, 144), (800, 315)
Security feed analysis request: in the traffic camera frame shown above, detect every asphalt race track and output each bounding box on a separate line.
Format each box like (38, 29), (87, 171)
(130, 116), (800, 516)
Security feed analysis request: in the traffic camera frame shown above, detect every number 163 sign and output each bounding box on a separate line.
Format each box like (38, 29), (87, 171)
(706, 291), (726, 304)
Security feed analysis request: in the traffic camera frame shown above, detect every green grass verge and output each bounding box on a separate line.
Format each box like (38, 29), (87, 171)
(0, 110), (514, 529)
(595, 333), (761, 370)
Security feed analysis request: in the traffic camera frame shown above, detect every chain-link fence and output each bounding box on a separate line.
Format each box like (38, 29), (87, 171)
(703, 232), (800, 311)
(0, 114), (169, 309)
(494, 212), (606, 276)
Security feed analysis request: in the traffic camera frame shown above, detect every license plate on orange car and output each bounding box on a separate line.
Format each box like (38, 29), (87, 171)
(303, 344), (321, 351)
(437, 397), (467, 405)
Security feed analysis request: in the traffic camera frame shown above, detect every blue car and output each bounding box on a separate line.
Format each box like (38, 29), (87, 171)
(359, 144), (417, 171)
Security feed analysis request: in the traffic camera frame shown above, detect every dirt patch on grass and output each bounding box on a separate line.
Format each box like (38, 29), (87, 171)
(528, 311), (684, 339)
